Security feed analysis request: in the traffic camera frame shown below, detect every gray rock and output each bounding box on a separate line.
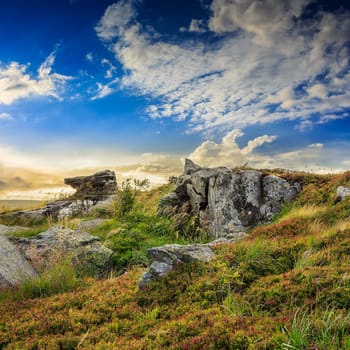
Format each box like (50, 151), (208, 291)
(0, 224), (30, 236)
(158, 192), (182, 216)
(184, 158), (201, 175)
(208, 169), (262, 237)
(335, 186), (350, 202)
(0, 233), (37, 289)
(260, 175), (300, 220)
(139, 243), (214, 288)
(158, 163), (301, 238)
(76, 219), (108, 232)
(10, 227), (113, 276)
(88, 195), (116, 216)
(64, 170), (116, 200)
(0, 200), (95, 225)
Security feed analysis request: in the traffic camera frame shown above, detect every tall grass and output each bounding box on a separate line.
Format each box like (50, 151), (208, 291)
(0, 255), (82, 302)
(283, 307), (350, 349)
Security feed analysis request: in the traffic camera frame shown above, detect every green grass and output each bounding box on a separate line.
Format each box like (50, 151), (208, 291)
(0, 256), (82, 302)
(0, 172), (350, 349)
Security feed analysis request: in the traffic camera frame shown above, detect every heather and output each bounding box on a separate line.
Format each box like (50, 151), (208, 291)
(0, 171), (349, 349)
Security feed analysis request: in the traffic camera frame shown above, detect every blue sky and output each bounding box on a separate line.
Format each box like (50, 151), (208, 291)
(0, 0), (350, 199)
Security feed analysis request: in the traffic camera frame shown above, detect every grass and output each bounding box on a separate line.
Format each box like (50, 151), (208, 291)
(0, 172), (350, 349)
(0, 255), (82, 302)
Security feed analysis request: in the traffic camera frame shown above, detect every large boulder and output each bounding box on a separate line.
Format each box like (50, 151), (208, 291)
(159, 160), (301, 238)
(9, 227), (113, 276)
(0, 171), (117, 225)
(139, 243), (215, 288)
(0, 233), (37, 289)
(64, 170), (116, 200)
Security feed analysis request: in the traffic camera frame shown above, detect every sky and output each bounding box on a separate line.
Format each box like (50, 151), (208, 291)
(0, 0), (349, 199)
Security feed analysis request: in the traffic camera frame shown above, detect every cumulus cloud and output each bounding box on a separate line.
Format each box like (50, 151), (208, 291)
(94, 0), (350, 133)
(190, 129), (349, 173)
(189, 129), (277, 167)
(0, 52), (71, 105)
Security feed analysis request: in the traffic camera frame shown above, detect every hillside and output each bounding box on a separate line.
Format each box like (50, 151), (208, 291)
(0, 170), (350, 349)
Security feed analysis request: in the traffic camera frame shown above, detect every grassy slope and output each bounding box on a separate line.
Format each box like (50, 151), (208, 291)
(0, 172), (350, 349)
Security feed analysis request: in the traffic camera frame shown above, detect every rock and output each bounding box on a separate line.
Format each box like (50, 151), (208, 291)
(158, 163), (301, 238)
(139, 243), (214, 288)
(0, 233), (37, 289)
(76, 219), (108, 232)
(184, 158), (201, 175)
(158, 192), (182, 216)
(0, 171), (118, 225)
(168, 176), (178, 184)
(88, 195), (116, 216)
(0, 200), (94, 225)
(64, 170), (117, 200)
(10, 227), (113, 276)
(335, 186), (350, 202)
(0, 224), (30, 236)
(208, 169), (262, 236)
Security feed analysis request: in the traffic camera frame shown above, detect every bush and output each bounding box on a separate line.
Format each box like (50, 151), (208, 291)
(114, 178), (150, 218)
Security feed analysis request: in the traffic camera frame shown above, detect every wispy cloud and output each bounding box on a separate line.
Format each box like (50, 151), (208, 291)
(0, 51), (71, 105)
(95, 0), (350, 133)
(0, 113), (12, 120)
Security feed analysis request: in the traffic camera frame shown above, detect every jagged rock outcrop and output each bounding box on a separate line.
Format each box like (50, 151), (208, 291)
(159, 160), (301, 238)
(10, 227), (113, 276)
(0, 170), (117, 225)
(64, 170), (116, 200)
(0, 233), (37, 289)
(139, 243), (215, 288)
(335, 186), (350, 202)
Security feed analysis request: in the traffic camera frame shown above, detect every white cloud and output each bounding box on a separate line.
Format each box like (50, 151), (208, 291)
(0, 52), (71, 105)
(91, 81), (117, 100)
(0, 129), (348, 199)
(0, 113), (12, 120)
(86, 52), (94, 62)
(190, 129), (348, 174)
(95, 1), (350, 133)
(209, 0), (310, 46)
(181, 19), (207, 33)
(189, 129), (277, 167)
(95, 0), (135, 40)
(101, 58), (116, 78)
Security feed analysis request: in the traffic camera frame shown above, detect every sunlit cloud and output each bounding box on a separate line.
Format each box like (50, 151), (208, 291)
(0, 51), (71, 105)
(190, 129), (348, 173)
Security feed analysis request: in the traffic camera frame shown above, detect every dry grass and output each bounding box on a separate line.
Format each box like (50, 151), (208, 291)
(279, 205), (328, 222)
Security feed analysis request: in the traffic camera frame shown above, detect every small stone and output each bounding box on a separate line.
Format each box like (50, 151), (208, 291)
(335, 186), (350, 202)
(139, 243), (214, 288)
